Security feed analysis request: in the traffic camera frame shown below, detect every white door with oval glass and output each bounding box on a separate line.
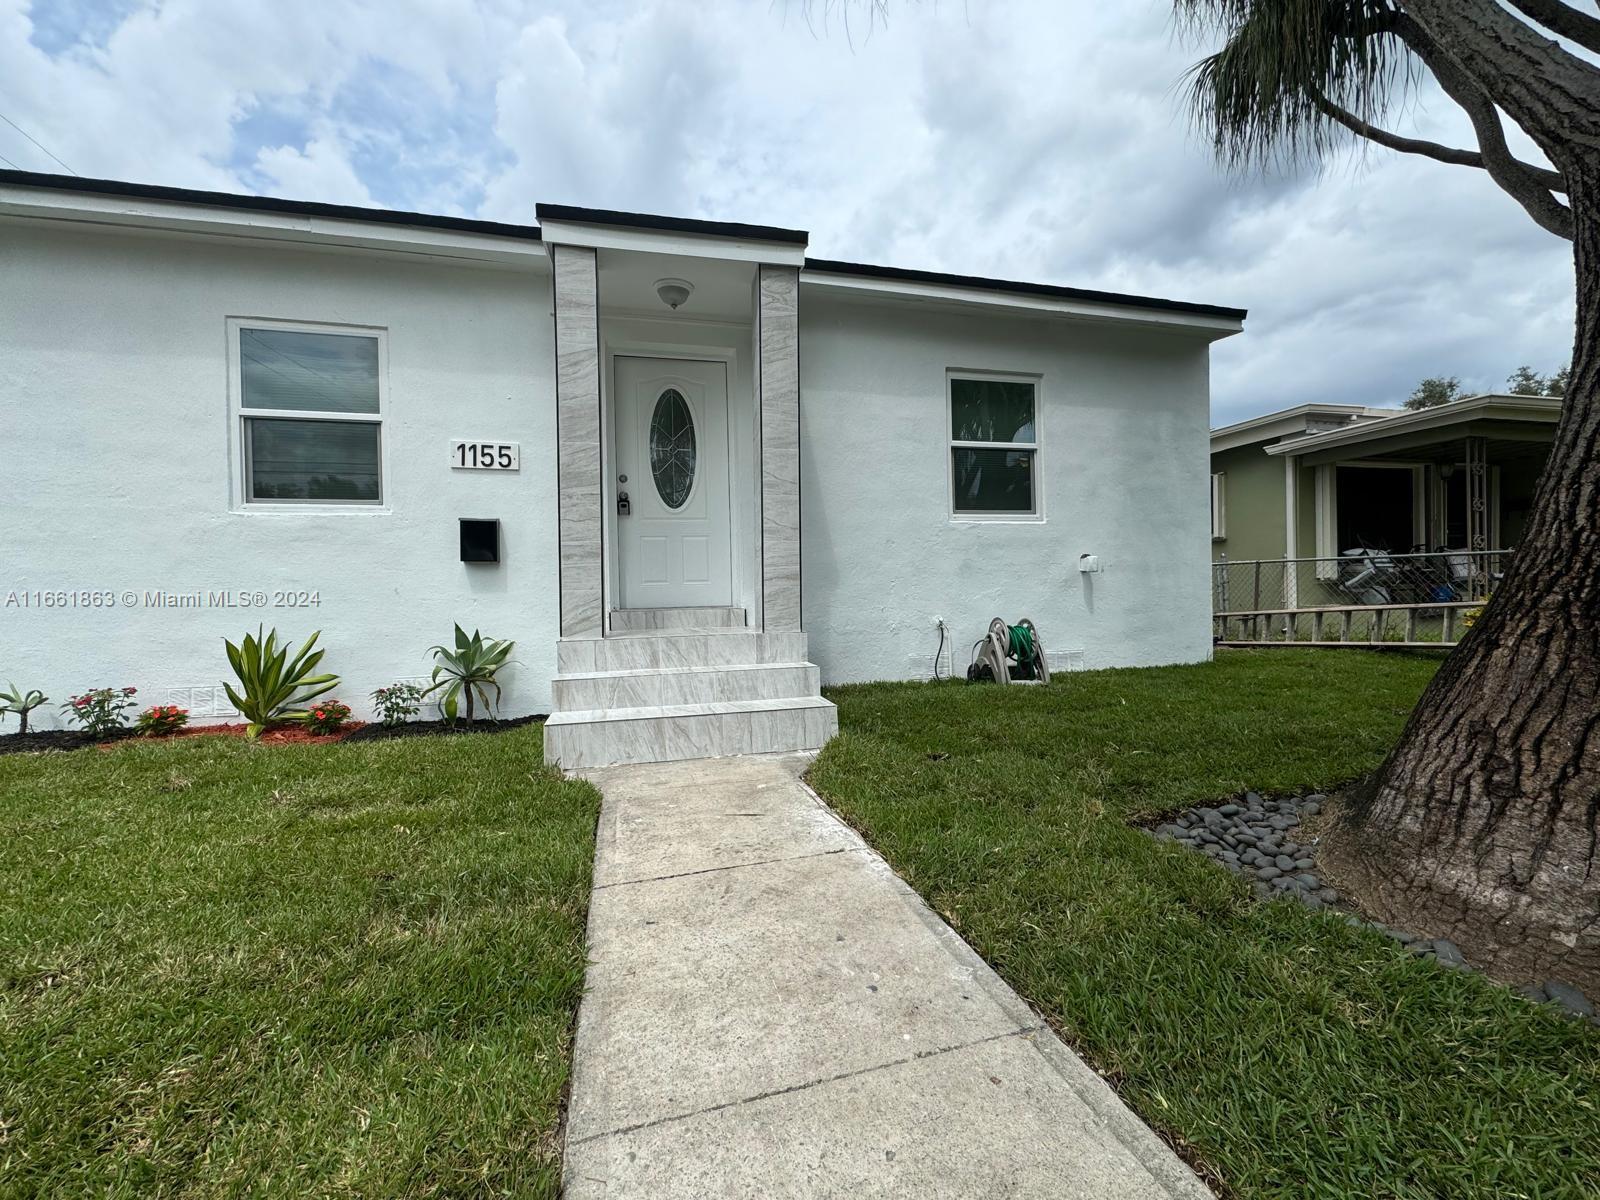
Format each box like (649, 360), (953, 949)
(613, 356), (732, 608)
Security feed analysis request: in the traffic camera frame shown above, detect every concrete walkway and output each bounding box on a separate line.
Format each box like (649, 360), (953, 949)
(562, 753), (1211, 1198)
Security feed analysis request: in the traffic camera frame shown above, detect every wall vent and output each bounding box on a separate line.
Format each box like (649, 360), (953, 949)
(162, 684), (239, 719)
(1046, 649), (1087, 673)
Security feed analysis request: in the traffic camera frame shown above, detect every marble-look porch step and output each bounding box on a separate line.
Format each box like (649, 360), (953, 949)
(557, 630), (810, 674)
(552, 661), (820, 710)
(544, 696), (838, 770)
(607, 606), (747, 633)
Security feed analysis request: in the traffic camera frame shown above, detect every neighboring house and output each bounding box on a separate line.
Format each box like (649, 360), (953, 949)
(1, 170), (1245, 767)
(1209, 395), (1559, 607)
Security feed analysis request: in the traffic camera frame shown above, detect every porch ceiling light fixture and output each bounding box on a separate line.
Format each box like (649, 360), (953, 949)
(654, 277), (694, 310)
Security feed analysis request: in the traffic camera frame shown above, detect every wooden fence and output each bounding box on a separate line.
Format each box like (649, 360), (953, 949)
(1213, 601), (1480, 649)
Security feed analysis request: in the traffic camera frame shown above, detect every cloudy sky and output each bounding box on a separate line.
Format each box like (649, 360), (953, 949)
(2, 0), (1576, 425)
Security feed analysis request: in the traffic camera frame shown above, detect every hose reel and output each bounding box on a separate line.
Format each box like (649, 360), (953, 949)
(966, 618), (1050, 685)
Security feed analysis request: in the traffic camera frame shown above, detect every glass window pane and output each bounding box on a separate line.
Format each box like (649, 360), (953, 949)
(951, 378), (1035, 443)
(240, 328), (379, 413)
(953, 447), (1034, 513)
(649, 388), (696, 509)
(248, 418), (381, 502)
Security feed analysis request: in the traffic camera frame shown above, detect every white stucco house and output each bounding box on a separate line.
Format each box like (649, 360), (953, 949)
(1, 170), (1246, 767)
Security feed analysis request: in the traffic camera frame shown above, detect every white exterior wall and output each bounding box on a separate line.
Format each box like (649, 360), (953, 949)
(1, 221), (557, 729)
(798, 295), (1215, 684)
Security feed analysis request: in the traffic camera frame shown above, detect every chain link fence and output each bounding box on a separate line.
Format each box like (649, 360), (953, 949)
(1213, 549), (1510, 614)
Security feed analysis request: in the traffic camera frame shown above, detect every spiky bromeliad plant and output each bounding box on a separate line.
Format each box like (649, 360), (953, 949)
(223, 627), (340, 738)
(425, 626), (514, 724)
(0, 683), (48, 734)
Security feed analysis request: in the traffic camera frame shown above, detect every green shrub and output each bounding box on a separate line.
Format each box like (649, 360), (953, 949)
(425, 626), (514, 724)
(371, 682), (424, 727)
(61, 687), (138, 737)
(135, 705), (189, 736)
(223, 627), (339, 738)
(303, 700), (353, 735)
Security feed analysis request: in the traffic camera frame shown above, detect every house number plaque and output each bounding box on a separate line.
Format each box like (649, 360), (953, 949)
(451, 441), (520, 471)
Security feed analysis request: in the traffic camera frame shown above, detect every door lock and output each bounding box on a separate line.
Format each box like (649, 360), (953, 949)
(617, 490), (631, 517)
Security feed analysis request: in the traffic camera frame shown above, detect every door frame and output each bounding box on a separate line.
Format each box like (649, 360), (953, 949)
(600, 340), (743, 629)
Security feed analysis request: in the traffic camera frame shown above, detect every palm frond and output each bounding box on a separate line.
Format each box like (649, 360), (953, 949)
(1175, 0), (1416, 169)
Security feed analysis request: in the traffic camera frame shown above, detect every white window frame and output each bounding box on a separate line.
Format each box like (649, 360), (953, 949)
(227, 317), (389, 513)
(1210, 472), (1226, 540)
(1314, 459), (1428, 576)
(947, 369), (1044, 523)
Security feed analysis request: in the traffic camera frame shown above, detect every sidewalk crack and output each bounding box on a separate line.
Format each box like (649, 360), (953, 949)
(571, 1023), (1046, 1145)
(595, 846), (865, 890)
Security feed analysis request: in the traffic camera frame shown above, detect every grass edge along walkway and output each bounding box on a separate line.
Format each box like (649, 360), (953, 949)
(809, 650), (1600, 1200)
(0, 725), (599, 1198)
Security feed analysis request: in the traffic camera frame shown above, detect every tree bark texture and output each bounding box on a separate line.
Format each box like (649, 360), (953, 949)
(1324, 157), (1600, 990)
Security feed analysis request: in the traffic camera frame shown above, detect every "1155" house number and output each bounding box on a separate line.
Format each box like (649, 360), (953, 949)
(451, 441), (520, 470)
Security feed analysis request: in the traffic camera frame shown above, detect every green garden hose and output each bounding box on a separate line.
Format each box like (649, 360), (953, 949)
(1006, 623), (1035, 669)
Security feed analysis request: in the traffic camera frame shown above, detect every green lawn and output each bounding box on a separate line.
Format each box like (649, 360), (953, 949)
(0, 727), (599, 1198)
(811, 650), (1600, 1200)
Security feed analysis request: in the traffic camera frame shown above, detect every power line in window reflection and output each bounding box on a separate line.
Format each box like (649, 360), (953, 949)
(240, 352), (348, 409)
(241, 330), (371, 399)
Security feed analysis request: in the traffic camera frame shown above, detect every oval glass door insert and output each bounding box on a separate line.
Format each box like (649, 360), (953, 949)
(649, 388), (696, 509)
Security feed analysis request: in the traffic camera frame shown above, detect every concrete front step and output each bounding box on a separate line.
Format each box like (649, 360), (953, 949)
(553, 661), (820, 711)
(557, 630), (810, 674)
(545, 696), (838, 770)
(608, 606), (747, 633)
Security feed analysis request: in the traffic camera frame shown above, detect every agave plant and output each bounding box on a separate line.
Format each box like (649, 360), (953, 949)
(425, 626), (514, 724)
(223, 627), (340, 738)
(0, 683), (47, 734)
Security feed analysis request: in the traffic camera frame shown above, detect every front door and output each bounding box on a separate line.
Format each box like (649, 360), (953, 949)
(613, 356), (732, 609)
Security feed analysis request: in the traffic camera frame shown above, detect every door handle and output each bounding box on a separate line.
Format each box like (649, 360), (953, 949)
(617, 491), (631, 517)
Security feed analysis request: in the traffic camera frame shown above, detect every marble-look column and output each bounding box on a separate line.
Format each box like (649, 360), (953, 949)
(758, 265), (802, 632)
(554, 244), (603, 638)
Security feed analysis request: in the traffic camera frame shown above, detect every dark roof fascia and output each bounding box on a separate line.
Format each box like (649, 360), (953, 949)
(802, 256), (1247, 322)
(0, 169), (543, 242)
(2, 171), (1246, 319)
(535, 202), (808, 246)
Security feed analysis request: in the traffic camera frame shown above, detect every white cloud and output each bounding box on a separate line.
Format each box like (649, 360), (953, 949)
(0, 0), (1576, 423)
(253, 134), (375, 206)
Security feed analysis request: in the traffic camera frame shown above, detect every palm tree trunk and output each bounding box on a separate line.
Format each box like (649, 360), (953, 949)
(1323, 161), (1600, 990)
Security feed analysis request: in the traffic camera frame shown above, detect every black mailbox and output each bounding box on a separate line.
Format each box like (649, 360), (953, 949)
(460, 519), (501, 564)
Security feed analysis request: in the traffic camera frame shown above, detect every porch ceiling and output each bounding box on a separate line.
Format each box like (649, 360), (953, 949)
(596, 249), (755, 323)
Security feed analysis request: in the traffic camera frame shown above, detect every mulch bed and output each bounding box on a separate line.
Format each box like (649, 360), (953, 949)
(0, 714), (544, 756)
(341, 715), (544, 742)
(0, 727), (143, 756)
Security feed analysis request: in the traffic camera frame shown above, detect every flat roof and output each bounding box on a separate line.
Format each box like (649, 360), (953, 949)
(535, 202), (808, 246)
(2, 170), (1246, 321)
(0, 168), (543, 241)
(804, 257), (1248, 321)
